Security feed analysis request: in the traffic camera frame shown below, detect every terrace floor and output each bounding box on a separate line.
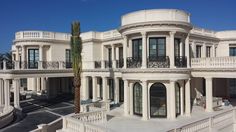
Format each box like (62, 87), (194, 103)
(104, 104), (234, 132)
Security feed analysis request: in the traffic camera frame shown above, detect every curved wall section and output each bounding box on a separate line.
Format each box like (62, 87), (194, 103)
(0, 106), (14, 128)
(121, 9), (190, 26)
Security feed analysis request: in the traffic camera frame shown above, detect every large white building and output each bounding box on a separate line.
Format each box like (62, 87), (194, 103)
(1, 9), (236, 125)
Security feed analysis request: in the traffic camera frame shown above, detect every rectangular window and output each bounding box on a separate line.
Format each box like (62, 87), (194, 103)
(196, 45), (202, 58)
(206, 46), (211, 57)
(65, 49), (72, 68)
(28, 49), (39, 69)
(230, 47), (236, 56)
(132, 39), (142, 59)
(118, 47), (123, 60)
(149, 37), (166, 58)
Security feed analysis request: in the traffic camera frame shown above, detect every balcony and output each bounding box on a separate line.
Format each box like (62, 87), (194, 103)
(0, 60), (72, 71)
(175, 56), (187, 68)
(191, 57), (236, 68)
(105, 60), (112, 68)
(147, 56), (170, 68)
(127, 57), (142, 68)
(94, 61), (101, 69)
(116, 59), (124, 68)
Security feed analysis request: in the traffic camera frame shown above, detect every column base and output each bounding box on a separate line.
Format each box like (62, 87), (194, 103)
(142, 116), (148, 121)
(14, 106), (22, 111)
(205, 109), (213, 112)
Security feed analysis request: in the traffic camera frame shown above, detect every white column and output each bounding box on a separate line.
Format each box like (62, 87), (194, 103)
(114, 77), (119, 104)
(21, 45), (25, 62)
(169, 31), (176, 68)
(41, 77), (46, 91)
(169, 80), (176, 119)
(142, 80), (148, 120)
(92, 76), (97, 102)
(180, 81), (184, 116)
(82, 76), (89, 100)
(101, 45), (105, 69)
(37, 78), (41, 92)
(111, 45), (116, 68)
(129, 82), (134, 115)
(39, 45), (43, 61)
(3, 79), (10, 111)
(123, 36), (128, 69)
(33, 78), (37, 92)
(191, 42), (196, 58)
(102, 77), (108, 101)
(16, 46), (20, 61)
(212, 44), (216, 57)
(202, 43), (206, 58)
(185, 79), (191, 116)
(13, 78), (21, 109)
(124, 79), (129, 116)
(141, 32), (147, 69)
(97, 78), (101, 99)
(205, 77), (213, 112)
(0, 79), (4, 106)
(185, 34), (190, 68)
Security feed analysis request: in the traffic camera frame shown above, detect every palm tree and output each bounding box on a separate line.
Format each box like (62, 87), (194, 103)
(71, 21), (83, 113)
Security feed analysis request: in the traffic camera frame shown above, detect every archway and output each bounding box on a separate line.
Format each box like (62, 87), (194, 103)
(150, 83), (167, 118)
(133, 82), (142, 115)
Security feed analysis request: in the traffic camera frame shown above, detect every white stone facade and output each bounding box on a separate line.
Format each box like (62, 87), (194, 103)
(1, 9), (236, 122)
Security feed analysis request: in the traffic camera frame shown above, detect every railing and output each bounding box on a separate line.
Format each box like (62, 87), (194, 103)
(168, 108), (236, 132)
(94, 61), (101, 69)
(31, 118), (63, 132)
(105, 60), (112, 68)
(42, 61), (59, 69)
(15, 31), (71, 41)
(0, 61), (73, 70)
(175, 56), (187, 68)
(61, 110), (108, 132)
(81, 101), (110, 113)
(127, 57), (142, 68)
(147, 56), (170, 68)
(116, 59), (123, 68)
(191, 57), (236, 68)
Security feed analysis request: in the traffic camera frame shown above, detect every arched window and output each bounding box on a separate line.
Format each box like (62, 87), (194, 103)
(175, 82), (181, 116)
(133, 82), (142, 115)
(150, 83), (167, 118)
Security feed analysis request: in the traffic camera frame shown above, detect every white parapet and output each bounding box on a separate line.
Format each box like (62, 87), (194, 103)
(191, 57), (236, 68)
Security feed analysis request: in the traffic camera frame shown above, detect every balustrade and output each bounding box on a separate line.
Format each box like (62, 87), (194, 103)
(191, 56), (236, 68)
(94, 61), (101, 69)
(105, 60), (112, 68)
(147, 56), (170, 68)
(42, 61), (59, 69)
(116, 59), (124, 68)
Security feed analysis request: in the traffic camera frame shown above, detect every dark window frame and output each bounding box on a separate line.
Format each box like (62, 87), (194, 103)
(149, 37), (166, 58)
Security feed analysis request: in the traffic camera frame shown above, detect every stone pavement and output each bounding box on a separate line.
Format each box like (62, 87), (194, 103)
(0, 95), (74, 132)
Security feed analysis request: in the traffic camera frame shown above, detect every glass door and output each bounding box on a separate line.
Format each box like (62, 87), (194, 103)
(28, 49), (39, 69)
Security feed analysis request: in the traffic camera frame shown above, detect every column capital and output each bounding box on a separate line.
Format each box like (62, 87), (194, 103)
(39, 45), (44, 48)
(169, 31), (176, 36)
(141, 79), (148, 82)
(170, 79), (177, 82)
(141, 31), (146, 37)
(204, 77), (213, 80)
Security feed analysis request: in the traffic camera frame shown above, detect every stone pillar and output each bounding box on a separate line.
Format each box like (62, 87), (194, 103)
(33, 78), (37, 92)
(124, 79), (129, 116)
(101, 45), (105, 69)
(129, 82), (134, 115)
(123, 36), (128, 69)
(111, 45), (116, 68)
(191, 42), (196, 58)
(82, 76), (89, 100)
(21, 45), (25, 62)
(169, 31), (176, 68)
(16, 46), (20, 61)
(202, 43), (206, 58)
(39, 45), (43, 61)
(169, 80), (176, 119)
(142, 80), (148, 120)
(141, 32), (147, 69)
(0, 79), (4, 106)
(205, 77), (213, 112)
(3, 79), (10, 111)
(37, 78), (41, 92)
(180, 81), (184, 116)
(41, 77), (46, 91)
(185, 79), (191, 116)
(102, 77), (108, 101)
(13, 78), (21, 109)
(185, 34), (190, 68)
(114, 77), (119, 104)
(92, 76), (97, 102)
(212, 44), (216, 57)
(97, 78), (101, 99)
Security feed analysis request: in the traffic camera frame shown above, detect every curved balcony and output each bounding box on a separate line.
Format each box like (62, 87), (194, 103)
(175, 56), (187, 68)
(191, 57), (236, 68)
(147, 56), (170, 68)
(127, 57), (142, 68)
(116, 59), (124, 68)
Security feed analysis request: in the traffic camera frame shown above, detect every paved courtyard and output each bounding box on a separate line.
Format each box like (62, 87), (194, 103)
(1, 95), (74, 132)
(104, 105), (234, 132)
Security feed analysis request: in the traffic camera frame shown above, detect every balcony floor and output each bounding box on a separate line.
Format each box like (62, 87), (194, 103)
(103, 104), (234, 132)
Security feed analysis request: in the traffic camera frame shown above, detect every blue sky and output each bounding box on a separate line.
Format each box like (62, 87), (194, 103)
(0, 0), (236, 53)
